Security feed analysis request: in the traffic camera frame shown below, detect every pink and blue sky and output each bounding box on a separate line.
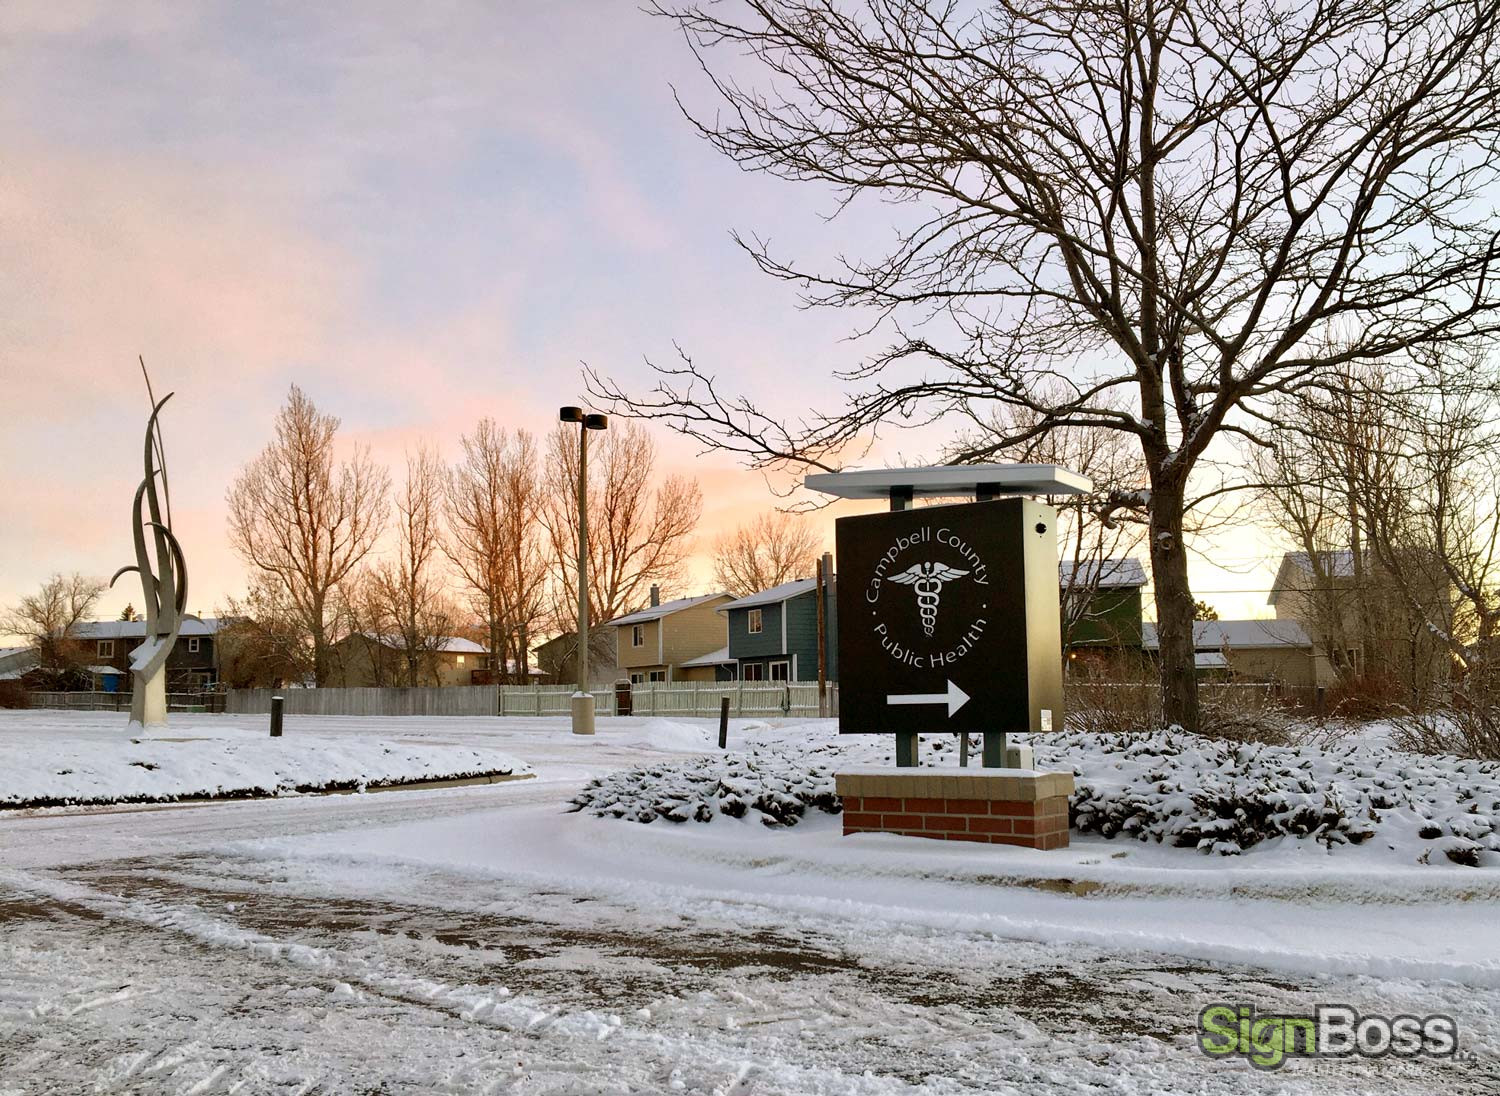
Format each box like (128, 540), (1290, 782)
(0, 1), (1280, 630)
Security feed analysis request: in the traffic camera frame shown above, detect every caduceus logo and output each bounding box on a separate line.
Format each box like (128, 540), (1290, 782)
(889, 562), (970, 636)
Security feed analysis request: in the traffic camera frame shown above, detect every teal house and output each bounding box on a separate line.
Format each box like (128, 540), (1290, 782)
(722, 578), (837, 682)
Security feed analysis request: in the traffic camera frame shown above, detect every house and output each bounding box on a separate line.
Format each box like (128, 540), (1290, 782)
(607, 588), (732, 684)
(327, 633), (488, 688)
(533, 631), (619, 686)
(0, 646), (37, 682)
(1142, 619), (1317, 687)
(1060, 557), (1147, 655)
(75, 618), (223, 690)
(677, 646), (737, 683)
(722, 577), (837, 683)
(1267, 549), (1450, 694)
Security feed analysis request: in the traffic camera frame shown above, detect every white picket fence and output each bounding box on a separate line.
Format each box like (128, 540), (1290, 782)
(623, 682), (836, 719)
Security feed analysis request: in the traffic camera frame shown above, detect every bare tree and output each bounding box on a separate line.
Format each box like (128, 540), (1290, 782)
(542, 419), (702, 642)
(4, 572), (105, 682)
(216, 575), (315, 688)
(366, 446), (453, 686)
(1257, 357), (1491, 703)
(226, 385), (389, 686)
(967, 397), (1148, 650)
(712, 511), (822, 597)
(589, 0), (1500, 732)
(446, 421), (550, 682)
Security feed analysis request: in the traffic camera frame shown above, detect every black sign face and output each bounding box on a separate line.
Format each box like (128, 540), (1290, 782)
(835, 498), (1058, 735)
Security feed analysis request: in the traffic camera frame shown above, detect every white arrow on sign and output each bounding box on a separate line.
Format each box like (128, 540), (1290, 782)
(886, 679), (971, 718)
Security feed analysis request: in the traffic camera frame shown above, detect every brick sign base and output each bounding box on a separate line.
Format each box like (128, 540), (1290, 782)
(836, 769), (1073, 850)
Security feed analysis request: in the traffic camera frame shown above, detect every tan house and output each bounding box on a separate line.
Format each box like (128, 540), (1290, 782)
(606, 588), (731, 684)
(1267, 550), (1450, 695)
(328, 633), (488, 688)
(1143, 619), (1318, 688)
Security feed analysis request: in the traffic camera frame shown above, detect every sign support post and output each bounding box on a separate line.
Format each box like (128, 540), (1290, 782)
(887, 485), (921, 766)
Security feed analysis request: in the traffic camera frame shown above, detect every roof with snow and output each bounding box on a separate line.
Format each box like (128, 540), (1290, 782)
(1059, 558), (1147, 589)
(1268, 550), (1357, 606)
(1142, 619), (1312, 651)
(606, 593), (730, 628)
(679, 646), (734, 668)
(721, 578), (820, 611)
(75, 618), (223, 639)
(85, 664), (124, 676)
(355, 633), (487, 654)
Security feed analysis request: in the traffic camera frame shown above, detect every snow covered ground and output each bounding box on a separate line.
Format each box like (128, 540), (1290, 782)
(2, 713), (1498, 1094)
(0, 710), (532, 807)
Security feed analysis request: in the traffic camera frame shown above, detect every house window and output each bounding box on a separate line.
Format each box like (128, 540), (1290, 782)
(648, 670), (666, 683)
(456, 654), (465, 665)
(630, 672), (645, 684)
(742, 662), (765, 681)
(187, 637), (201, 654)
(632, 624), (645, 647)
(97, 640), (114, 657)
(770, 660), (790, 682)
(747, 609), (763, 634)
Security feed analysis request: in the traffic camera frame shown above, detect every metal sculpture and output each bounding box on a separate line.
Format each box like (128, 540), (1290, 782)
(110, 359), (189, 727)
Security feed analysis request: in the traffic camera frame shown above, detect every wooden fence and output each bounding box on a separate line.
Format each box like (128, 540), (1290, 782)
(26, 691), (225, 714)
(226, 685), (506, 717)
(28, 682), (840, 720)
(221, 681), (837, 719)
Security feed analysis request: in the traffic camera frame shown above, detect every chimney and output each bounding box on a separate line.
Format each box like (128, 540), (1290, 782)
(649, 584), (660, 607)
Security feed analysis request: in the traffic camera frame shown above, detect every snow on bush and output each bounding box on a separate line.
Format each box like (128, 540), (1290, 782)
(571, 725), (1500, 865)
(569, 745), (844, 827)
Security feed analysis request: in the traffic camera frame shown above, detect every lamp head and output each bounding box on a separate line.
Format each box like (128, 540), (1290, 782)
(559, 405), (584, 423)
(584, 413), (608, 431)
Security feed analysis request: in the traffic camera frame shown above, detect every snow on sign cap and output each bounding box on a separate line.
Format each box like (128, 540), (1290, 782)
(803, 463), (1092, 499)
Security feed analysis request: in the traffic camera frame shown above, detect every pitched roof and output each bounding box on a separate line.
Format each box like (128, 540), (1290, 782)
(1142, 619), (1312, 650)
(356, 632), (487, 654)
(722, 578), (820, 611)
(1268, 550), (1357, 606)
(75, 618), (223, 639)
(606, 593), (729, 627)
(1059, 558), (1147, 589)
(679, 646), (734, 668)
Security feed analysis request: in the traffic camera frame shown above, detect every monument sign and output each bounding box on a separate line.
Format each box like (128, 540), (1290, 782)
(836, 497), (1063, 739)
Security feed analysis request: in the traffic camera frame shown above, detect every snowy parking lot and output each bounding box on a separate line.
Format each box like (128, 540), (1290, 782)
(2, 712), (1498, 1094)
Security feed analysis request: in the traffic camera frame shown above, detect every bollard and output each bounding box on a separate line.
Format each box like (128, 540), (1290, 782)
(718, 696), (730, 749)
(270, 695), (284, 738)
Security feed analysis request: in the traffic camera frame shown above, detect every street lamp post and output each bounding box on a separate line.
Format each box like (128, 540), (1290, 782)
(559, 406), (607, 735)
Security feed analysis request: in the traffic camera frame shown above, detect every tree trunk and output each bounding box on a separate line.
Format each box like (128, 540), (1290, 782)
(1149, 476), (1199, 733)
(311, 598), (329, 687)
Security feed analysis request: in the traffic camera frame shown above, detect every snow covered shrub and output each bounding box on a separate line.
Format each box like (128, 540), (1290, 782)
(572, 723), (1500, 864)
(568, 748), (843, 827)
(1034, 730), (1500, 860)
